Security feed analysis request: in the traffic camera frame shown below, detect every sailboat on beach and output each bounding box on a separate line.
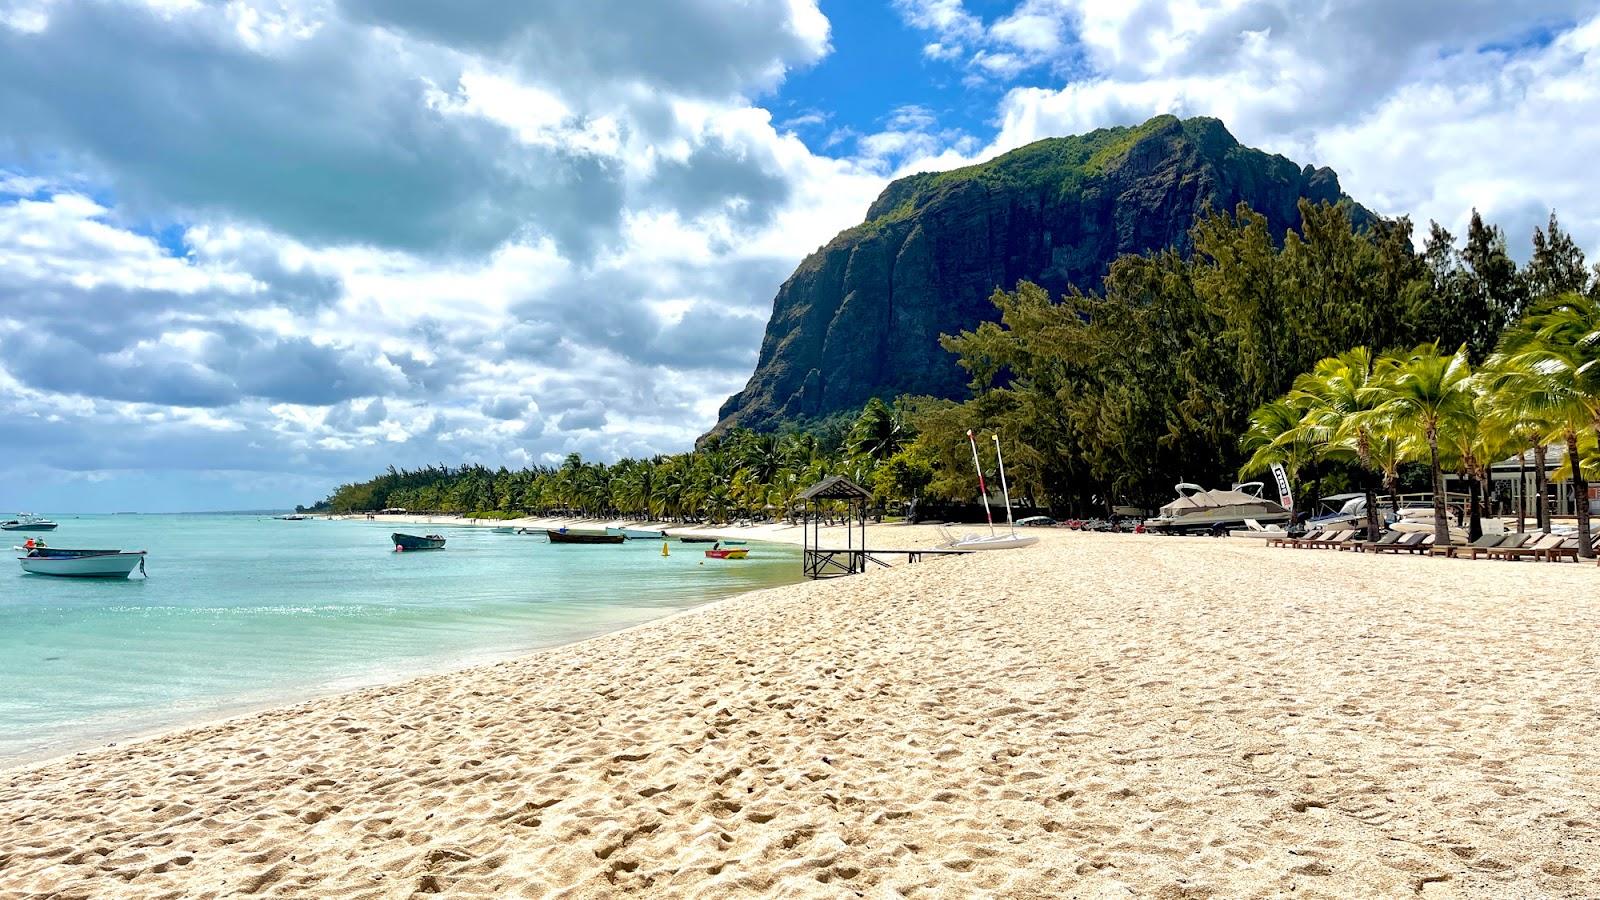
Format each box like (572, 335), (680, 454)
(938, 432), (1039, 551)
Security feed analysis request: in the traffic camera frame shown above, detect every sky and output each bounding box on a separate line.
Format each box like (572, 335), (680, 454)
(3, 0), (1600, 512)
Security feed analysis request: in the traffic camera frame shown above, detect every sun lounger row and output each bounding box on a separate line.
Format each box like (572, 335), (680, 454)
(1268, 527), (1600, 561)
(1268, 529), (1432, 552)
(1429, 531), (1600, 561)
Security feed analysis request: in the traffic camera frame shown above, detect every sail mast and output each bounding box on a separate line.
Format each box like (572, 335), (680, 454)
(966, 429), (995, 535)
(992, 433), (1016, 534)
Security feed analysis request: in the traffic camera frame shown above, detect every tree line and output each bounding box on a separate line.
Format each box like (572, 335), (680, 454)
(306, 202), (1598, 524)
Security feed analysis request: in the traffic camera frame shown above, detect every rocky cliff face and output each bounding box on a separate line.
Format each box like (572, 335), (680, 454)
(712, 115), (1365, 434)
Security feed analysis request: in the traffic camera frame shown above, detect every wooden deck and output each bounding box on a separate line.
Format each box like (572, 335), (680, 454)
(802, 547), (973, 579)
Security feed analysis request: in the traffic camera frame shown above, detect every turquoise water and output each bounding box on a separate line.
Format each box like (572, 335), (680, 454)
(0, 515), (799, 765)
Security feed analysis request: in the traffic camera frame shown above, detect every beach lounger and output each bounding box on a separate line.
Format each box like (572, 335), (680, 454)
(1537, 536), (1581, 562)
(1267, 529), (1306, 548)
(1282, 529), (1327, 549)
(1439, 533), (1507, 559)
(1486, 532), (1561, 561)
(1315, 531), (1356, 550)
(1370, 532), (1427, 554)
(1542, 535), (1599, 562)
(1356, 530), (1404, 553)
(1407, 534), (1437, 553)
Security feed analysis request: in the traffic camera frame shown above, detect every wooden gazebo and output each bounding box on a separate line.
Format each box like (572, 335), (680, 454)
(797, 475), (872, 578)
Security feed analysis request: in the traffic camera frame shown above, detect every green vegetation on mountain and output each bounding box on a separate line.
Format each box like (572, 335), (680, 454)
(712, 114), (1365, 435)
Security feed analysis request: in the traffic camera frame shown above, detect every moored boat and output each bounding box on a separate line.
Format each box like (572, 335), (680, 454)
(704, 548), (749, 559)
(937, 531), (1040, 551)
(19, 548), (146, 578)
(392, 532), (446, 551)
(678, 536), (718, 544)
(607, 527), (666, 540)
(2, 514), (59, 532)
(546, 529), (625, 544)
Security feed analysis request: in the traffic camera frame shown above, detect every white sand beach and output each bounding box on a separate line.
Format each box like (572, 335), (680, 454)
(3, 532), (1597, 898)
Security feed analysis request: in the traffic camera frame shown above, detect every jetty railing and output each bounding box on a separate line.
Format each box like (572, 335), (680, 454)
(802, 547), (972, 578)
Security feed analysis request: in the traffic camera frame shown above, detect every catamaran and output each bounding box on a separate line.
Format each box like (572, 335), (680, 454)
(938, 432), (1040, 551)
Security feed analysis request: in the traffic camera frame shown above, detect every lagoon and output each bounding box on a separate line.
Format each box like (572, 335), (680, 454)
(0, 514), (799, 765)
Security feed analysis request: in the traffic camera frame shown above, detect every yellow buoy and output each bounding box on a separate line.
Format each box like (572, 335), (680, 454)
(661, 540), (669, 557)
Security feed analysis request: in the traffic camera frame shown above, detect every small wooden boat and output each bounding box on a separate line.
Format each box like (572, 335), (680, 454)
(608, 527), (666, 540)
(490, 526), (517, 534)
(19, 548), (146, 578)
(719, 540), (747, 546)
(678, 536), (718, 544)
(392, 532), (446, 551)
(546, 529), (625, 545)
(2, 514), (58, 532)
(704, 548), (748, 559)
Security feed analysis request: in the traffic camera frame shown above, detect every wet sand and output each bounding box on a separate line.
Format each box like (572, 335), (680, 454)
(2, 532), (1597, 897)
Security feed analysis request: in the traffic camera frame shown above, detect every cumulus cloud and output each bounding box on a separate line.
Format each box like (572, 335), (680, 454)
(0, 0), (886, 509)
(5, 0), (1600, 511)
(982, 0), (1600, 252)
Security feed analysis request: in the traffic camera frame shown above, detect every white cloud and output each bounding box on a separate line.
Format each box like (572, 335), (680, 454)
(984, 0), (1600, 255)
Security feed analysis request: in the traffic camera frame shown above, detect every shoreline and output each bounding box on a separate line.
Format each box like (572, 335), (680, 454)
(1, 525), (808, 773)
(6, 532), (1597, 896)
(0, 572), (801, 777)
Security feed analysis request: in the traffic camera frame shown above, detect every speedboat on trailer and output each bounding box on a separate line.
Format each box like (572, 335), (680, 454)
(1148, 482), (1289, 535)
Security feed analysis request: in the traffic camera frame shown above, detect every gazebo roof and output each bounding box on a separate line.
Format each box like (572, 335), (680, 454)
(798, 475), (871, 502)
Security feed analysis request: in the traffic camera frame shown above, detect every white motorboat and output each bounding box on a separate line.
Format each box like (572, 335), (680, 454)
(19, 548), (147, 578)
(2, 513), (59, 531)
(607, 527), (667, 539)
(1147, 482), (1290, 535)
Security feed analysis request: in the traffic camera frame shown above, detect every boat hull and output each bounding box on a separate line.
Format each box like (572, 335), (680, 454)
(546, 530), (625, 544)
(608, 528), (666, 539)
(945, 534), (1039, 551)
(2, 522), (58, 531)
(19, 552), (143, 578)
(704, 549), (749, 559)
(392, 533), (446, 550)
(678, 536), (717, 544)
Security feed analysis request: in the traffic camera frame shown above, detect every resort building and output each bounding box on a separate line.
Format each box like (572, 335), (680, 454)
(1453, 445), (1600, 519)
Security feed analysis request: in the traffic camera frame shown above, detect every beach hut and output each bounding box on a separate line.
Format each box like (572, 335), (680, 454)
(797, 475), (871, 578)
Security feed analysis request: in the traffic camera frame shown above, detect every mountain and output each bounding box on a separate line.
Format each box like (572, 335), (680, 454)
(711, 114), (1371, 435)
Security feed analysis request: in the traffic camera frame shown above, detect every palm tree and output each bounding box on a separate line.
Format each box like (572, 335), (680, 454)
(1363, 344), (1476, 546)
(1239, 398), (1316, 526)
(1491, 293), (1600, 556)
(1288, 348), (1388, 538)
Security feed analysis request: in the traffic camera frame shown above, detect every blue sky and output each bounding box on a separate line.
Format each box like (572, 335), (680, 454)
(2, 0), (1599, 512)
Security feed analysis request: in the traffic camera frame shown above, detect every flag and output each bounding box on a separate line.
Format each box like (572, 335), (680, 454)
(1269, 462), (1294, 509)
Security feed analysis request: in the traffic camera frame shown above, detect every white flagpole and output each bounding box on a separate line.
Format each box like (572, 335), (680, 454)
(992, 434), (1016, 534)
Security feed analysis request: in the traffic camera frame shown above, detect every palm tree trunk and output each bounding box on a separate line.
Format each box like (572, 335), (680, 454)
(1466, 475), (1482, 542)
(1428, 430), (1450, 546)
(1569, 430), (1594, 558)
(1362, 471), (1382, 540)
(1534, 443), (1550, 531)
(1516, 449), (1528, 533)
